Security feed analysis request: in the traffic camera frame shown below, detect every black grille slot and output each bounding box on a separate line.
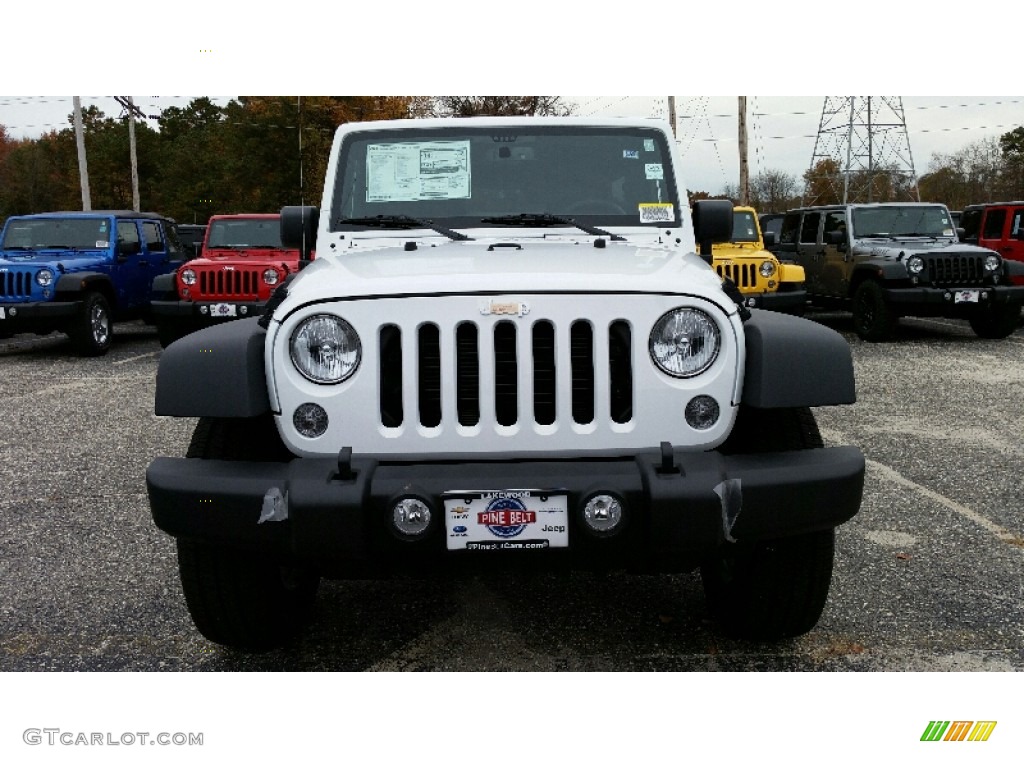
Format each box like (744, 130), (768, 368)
(608, 321), (633, 424)
(494, 321), (518, 427)
(418, 324), (441, 428)
(456, 323), (479, 427)
(2, 271), (32, 298)
(199, 268), (260, 297)
(571, 321), (595, 424)
(532, 321), (556, 425)
(716, 262), (756, 289)
(926, 254), (985, 285)
(379, 325), (403, 428)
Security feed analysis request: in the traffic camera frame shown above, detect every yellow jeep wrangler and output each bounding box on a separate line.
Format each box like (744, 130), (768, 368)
(712, 205), (806, 314)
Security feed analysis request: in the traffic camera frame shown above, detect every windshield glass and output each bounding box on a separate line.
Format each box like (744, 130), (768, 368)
(731, 210), (758, 242)
(850, 206), (956, 238)
(1, 217), (110, 250)
(206, 218), (283, 248)
(331, 124), (681, 231)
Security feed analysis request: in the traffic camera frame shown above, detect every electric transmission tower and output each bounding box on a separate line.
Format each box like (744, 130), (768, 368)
(804, 97), (920, 205)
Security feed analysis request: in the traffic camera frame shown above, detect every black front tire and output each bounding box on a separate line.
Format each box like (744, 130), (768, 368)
(69, 292), (112, 356)
(969, 301), (1021, 339)
(176, 416), (316, 650)
(702, 406), (836, 640)
(851, 280), (896, 341)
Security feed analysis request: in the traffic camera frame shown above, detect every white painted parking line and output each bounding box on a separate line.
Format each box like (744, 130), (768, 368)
(113, 351), (159, 366)
(865, 459), (1023, 549)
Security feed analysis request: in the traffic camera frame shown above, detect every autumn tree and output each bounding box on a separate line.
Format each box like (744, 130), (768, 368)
(425, 97), (573, 117)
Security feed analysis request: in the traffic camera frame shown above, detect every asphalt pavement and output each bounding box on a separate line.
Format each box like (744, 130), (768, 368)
(1, 314), (1022, 671)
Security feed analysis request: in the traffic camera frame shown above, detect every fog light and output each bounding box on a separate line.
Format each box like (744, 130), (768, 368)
(685, 395), (720, 430)
(581, 493), (624, 536)
(293, 402), (329, 438)
(392, 497), (432, 538)
(240, 306), (248, 315)
(199, 305), (209, 315)
(8, 308), (16, 317)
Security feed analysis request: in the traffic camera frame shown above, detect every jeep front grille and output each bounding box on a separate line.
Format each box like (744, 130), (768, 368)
(716, 263), (759, 290)
(378, 319), (634, 429)
(197, 269), (262, 298)
(925, 254), (986, 285)
(1, 271), (33, 299)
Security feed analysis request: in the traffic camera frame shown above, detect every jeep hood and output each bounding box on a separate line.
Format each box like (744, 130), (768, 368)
(283, 239), (724, 304)
(199, 247), (301, 264)
(855, 239), (991, 258)
(0, 252), (106, 270)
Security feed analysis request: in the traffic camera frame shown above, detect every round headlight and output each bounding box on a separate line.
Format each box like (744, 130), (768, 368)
(180, 268), (197, 286)
(907, 255), (924, 275)
(759, 260), (777, 278)
(263, 268), (280, 285)
(649, 308), (721, 378)
(984, 254), (1000, 272)
(36, 268), (54, 287)
(290, 314), (361, 384)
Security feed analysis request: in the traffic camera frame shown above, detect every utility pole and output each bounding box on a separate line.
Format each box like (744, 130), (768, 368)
(738, 96), (749, 205)
(72, 97), (92, 211)
(114, 96), (145, 211)
(667, 96), (677, 138)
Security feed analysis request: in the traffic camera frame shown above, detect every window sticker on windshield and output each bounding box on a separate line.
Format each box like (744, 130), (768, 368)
(623, 150), (639, 159)
(639, 203), (674, 223)
(644, 139), (656, 152)
(943, 229), (954, 236)
(96, 241), (109, 248)
(366, 141), (471, 202)
(645, 163), (664, 180)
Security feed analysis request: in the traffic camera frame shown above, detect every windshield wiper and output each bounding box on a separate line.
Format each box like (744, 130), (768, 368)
(481, 213), (626, 241)
(338, 215), (472, 241)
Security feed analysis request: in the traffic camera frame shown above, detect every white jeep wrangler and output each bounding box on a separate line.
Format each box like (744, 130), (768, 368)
(147, 116), (865, 650)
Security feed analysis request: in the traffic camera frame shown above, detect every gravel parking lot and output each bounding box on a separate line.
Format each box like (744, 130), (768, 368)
(1, 313), (1022, 672)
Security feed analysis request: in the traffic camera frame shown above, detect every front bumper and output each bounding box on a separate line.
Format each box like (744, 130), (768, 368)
(150, 299), (266, 324)
(884, 283), (1024, 313)
(738, 288), (807, 312)
(0, 300), (82, 332)
(147, 445), (865, 576)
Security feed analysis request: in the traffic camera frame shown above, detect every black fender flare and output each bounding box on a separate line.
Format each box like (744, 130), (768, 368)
(150, 272), (177, 299)
(741, 309), (856, 408)
(155, 317), (270, 417)
(55, 271), (115, 301)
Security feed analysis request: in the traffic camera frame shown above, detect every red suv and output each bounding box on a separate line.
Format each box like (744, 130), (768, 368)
(150, 214), (309, 347)
(959, 202), (1024, 286)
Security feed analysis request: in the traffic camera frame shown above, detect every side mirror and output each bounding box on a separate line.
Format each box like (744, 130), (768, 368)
(1014, 229), (1024, 241)
(826, 229), (847, 246)
(117, 240), (139, 260)
(691, 200), (733, 264)
(281, 205), (319, 261)
(763, 231), (777, 247)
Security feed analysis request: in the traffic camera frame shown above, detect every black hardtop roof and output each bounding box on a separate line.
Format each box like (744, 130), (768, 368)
(14, 210), (176, 221)
(785, 202), (950, 213)
(962, 201), (1024, 211)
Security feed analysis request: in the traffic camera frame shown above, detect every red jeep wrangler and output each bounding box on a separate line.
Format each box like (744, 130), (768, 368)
(959, 202), (1024, 286)
(150, 214), (309, 347)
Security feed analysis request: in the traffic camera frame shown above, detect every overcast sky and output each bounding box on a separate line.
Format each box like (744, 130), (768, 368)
(4, 4), (1021, 196)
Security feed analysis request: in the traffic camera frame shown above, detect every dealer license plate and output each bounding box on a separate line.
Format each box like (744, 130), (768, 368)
(954, 290), (980, 304)
(443, 489), (569, 551)
(209, 302), (237, 317)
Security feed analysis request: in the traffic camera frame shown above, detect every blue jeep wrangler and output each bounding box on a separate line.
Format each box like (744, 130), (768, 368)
(0, 210), (185, 355)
